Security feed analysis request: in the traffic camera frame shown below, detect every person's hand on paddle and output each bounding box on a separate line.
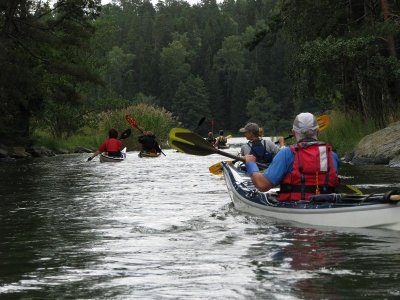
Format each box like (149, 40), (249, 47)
(244, 154), (256, 163)
(277, 136), (285, 147)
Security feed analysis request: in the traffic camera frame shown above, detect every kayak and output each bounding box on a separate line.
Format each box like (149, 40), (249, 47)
(217, 144), (230, 149)
(221, 162), (400, 230)
(99, 148), (126, 163)
(138, 151), (161, 158)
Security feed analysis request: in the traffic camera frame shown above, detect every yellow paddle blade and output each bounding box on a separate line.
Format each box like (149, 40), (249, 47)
(345, 184), (363, 195)
(226, 134), (232, 139)
(209, 162), (223, 175)
(317, 114), (329, 132)
(168, 128), (195, 153)
(209, 160), (234, 175)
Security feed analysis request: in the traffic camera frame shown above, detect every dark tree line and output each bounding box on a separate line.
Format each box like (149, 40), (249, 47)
(1, 0), (399, 145)
(0, 0), (102, 144)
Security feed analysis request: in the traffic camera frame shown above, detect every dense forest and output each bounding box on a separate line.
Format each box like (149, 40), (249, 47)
(1, 0), (399, 146)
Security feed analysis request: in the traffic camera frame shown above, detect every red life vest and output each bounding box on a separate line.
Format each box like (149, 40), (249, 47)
(98, 138), (122, 153)
(277, 142), (340, 201)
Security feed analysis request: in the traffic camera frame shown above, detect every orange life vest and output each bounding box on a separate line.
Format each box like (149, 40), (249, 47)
(277, 142), (340, 201)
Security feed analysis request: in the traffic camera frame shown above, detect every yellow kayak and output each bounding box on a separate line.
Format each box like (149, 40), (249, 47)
(138, 151), (161, 158)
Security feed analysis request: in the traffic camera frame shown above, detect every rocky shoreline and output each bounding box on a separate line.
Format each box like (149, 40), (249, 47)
(342, 121), (400, 167)
(0, 145), (93, 162)
(2, 121), (399, 166)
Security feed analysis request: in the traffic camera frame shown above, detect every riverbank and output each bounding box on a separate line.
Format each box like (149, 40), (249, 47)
(343, 121), (400, 167)
(2, 113), (399, 167)
(0, 145), (92, 161)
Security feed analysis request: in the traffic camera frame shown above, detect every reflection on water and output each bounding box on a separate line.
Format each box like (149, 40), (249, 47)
(0, 143), (400, 299)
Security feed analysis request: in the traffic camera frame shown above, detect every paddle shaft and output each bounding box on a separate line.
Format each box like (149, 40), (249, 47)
(391, 195), (400, 201)
(275, 135), (293, 145)
(214, 148), (268, 169)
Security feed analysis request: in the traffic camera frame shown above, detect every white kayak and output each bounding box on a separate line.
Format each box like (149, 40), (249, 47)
(221, 162), (400, 230)
(99, 147), (126, 163)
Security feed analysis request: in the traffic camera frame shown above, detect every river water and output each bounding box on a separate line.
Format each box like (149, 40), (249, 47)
(1, 138), (400, 299)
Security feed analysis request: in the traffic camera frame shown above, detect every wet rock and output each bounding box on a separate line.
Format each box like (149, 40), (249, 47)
(27, 146), (56, 157)
(0, 156), (16, 162)
(55, 148), (70, 155)
(389, 156), (400, 168)
(351, 121), (400, 166)
(74, 147), (93, 153)
(9, 147), (31, 159)
(0, 148), (8, 158)
(341, 151), (354, 163)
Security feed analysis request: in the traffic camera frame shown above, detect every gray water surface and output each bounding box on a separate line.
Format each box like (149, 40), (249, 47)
(1, 142), (400, 299)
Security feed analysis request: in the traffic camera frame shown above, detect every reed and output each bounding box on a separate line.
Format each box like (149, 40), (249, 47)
(319, 111), (378, 156)
(33, 104), (177, 152)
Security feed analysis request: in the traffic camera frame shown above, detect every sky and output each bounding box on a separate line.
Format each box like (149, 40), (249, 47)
(101, 0), (203, 6)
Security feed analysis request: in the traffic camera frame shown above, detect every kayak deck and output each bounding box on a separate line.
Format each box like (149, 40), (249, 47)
(99, 148), (127, 163)
(222, 162), (400, 230)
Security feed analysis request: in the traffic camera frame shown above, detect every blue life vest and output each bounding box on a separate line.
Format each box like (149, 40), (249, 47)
(248, 139), (273, 164)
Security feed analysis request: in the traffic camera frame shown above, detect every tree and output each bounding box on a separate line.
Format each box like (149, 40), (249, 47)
(247, 87), (276, 131)
(172, 75), (210, 127)
(159, 39), (191, 110)
(0, 0), (102, 143)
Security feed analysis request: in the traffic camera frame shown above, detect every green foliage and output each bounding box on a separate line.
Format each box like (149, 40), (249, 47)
(278, 0), (400, 126)
(33, 130), (102, 152)
(172, 75), (210, 127)
(247, 86), (276, 131)
(159, 39), (191, 109)
(104, 46), (135, 97)
(5, 0), (399, 150)
(33, 103), (177, 151)
(319, 111), (378, 156)
(114, 103), (178, 150)
(0, 0), (102, 145)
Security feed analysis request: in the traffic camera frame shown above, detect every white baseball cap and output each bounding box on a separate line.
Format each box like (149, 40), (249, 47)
(292, 113), (319, 133)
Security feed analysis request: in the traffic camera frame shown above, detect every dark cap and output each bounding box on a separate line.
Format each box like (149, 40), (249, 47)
(239, 122), (259, 134)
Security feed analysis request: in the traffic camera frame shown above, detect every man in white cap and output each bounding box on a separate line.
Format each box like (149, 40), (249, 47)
(239, 122), (283, 164)
(244, 113), (340, 201)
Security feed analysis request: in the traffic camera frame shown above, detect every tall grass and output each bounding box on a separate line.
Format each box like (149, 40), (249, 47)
(33, 103), (178, 152)
(100, 103), (178, 150)
(319, 111), (378, 156)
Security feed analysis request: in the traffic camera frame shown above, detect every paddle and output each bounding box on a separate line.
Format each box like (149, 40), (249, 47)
(195, 117), (206, 130)
(209, 160), (236, 174)
(274, 114), (330, 144)
(209, 160), (235, 174)
(341, 184), (363, 195)
(126, 115), (144, 133)
(330, 190), (400, 203)
(125, 114), (166, 156)
(210, 114), (331, 174)
(168, 128), (268, 168)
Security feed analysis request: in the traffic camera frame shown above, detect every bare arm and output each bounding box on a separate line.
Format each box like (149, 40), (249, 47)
(244, 154), (274, 192)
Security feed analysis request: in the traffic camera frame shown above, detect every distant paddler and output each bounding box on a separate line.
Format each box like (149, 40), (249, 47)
(87, 128), (127, 161)
(216, 130), (229, 149)
(206, 132), (217, 146)
(138, 131), (162, 157)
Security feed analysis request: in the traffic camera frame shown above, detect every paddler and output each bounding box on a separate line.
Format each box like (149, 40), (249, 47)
(244, 113), (340, 201)
(87, 128), (123, 161)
